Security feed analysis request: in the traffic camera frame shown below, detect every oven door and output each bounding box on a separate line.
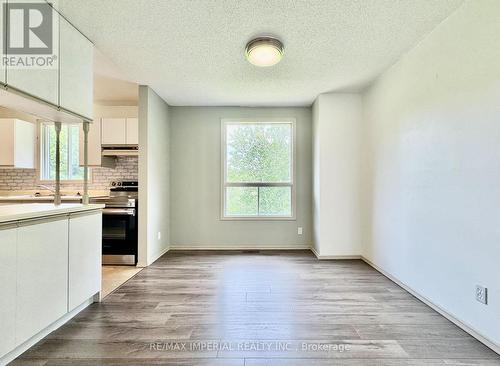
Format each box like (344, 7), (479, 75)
(102, 207), (137, 265)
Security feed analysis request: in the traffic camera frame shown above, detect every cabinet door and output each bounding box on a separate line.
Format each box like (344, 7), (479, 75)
(60, 15), (93, 119)
(69, 212), (101, 311)
(0, 0), (6, 84)
(16, 218), (68, 344)
(0, 119), (35, 168)
(14, 119), (35, 168)
(0, 119), (15, 166)
(79, 119), (101, 167)
(126, 117), (139, 145)
(101, 118), (126, 145)
(6, 0), (59, 105)
(0, 225), (17, 357)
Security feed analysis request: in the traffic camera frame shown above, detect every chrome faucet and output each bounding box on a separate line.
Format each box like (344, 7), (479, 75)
(37, 184), (56, 194)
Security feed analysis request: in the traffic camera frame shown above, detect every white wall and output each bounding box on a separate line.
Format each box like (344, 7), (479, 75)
(93, 104), (138, 118)
(138, 86), (170, 266)
(363, 0), (500, 349)
(169, 107), (313, 249)
(312, 94), (363, 257)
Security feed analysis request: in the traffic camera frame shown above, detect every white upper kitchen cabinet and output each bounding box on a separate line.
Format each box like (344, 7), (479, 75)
(16, 217), (69, 345)
(0, 225), (17, 358)
(6, 0), (59, 105)
(59, 15), (93, 119)
(0, 0), (6, 85)
(79, 119), (102, 166)
(68, 212), (102, 311)
(101, 118), (126, 145)
(126, 117), (139, 145)
(101, 117), (139, 145)
(0, 119), (35, 169)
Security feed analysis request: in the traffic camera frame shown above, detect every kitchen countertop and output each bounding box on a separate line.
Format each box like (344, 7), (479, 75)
(0, 203), (105, 224)
(0, 195), (85, 201)
(0, 190), (110, 200)
(0, 195), (110, 206)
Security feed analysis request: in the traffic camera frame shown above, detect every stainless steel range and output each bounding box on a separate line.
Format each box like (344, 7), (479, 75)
(91, 181), (138, 265)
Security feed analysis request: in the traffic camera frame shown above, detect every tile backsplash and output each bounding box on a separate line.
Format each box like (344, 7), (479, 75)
(90, 156), (138, 189)
(0, 156), (138, 191)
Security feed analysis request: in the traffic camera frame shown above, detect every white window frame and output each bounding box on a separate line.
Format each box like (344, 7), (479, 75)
(221, 118), (296, 221)
(39, 122), (87, 183)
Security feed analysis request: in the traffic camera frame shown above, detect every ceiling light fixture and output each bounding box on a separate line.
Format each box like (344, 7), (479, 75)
(245, 36), (284, 67)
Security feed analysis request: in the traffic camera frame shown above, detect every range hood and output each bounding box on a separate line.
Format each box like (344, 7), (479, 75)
(102, 146), (138, 157)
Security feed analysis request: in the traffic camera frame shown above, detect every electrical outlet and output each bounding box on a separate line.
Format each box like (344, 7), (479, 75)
(476, 285), (488, 305)
(298, 227), (303, 235)
(158, 231), (161, 240)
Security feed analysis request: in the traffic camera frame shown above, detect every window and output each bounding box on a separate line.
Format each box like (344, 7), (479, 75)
(40, 122), (84, 181)
(222, 119), (295, 219)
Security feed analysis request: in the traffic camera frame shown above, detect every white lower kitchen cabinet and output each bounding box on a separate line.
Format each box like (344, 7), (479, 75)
(0, 225), (17, 358)
(69, 212), (102, 311)
(0, 205), (102, 364)
(16, 217), (69, 345)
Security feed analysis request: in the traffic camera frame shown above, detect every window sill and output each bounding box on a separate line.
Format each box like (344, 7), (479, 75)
(221, 216), (296, 221)
(38, 180), (88, 184)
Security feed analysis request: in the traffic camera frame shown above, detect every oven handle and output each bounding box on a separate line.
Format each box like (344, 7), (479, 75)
(102, 208), (136, 216)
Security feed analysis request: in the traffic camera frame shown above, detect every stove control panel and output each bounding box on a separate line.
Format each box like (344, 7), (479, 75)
(111, 181), (138, 188)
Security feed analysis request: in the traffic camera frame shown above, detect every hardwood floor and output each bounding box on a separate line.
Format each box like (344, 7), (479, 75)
(10, 250), (500, 365)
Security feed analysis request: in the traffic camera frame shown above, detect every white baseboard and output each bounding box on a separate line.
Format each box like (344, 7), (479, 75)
(310, 246), (362, 260)
(147, 245), (170, 265)
(1, 295), (97, 365)
(361, 256), (500, 356)
(137, 245), (171, 267)
(170, 244), (312, 251)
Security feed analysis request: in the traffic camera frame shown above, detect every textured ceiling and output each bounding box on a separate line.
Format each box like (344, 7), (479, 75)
(93, 49), (138, 104)
(58, 0), (464, 106)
